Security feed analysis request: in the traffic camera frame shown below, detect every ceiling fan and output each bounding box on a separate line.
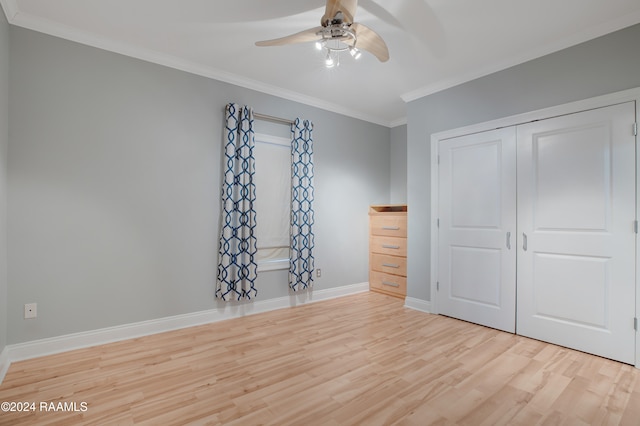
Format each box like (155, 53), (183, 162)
(255, 0), (389, 68)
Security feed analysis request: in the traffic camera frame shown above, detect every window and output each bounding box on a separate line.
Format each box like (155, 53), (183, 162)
(253, 133), (291, 271)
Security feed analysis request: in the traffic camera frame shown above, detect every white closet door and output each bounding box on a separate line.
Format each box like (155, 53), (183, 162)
(517, 102), (636, 364)
(437, 128), (517, 333)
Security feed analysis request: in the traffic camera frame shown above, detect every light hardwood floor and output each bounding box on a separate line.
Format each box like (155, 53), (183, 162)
(1, 291), (639, 425)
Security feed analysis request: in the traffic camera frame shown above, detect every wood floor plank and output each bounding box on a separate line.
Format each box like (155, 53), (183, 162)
(1, 292), (640, 425)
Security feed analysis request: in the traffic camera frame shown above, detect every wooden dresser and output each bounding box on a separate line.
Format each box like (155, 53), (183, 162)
(369, 204), (407, 298)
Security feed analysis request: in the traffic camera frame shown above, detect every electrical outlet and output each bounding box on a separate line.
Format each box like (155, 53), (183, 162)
(316, 269), (322, 278)
(24, 303), (37, 319)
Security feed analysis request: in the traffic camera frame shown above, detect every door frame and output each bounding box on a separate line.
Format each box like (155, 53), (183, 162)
(429, 87), (640, 368)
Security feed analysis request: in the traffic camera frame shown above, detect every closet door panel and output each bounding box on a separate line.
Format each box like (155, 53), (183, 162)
(516, 102), (636, 364)
(437, 128), (517, 333)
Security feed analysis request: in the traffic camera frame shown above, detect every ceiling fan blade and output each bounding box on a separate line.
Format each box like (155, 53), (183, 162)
(352, 23), (389, 62)
(255, 26), (323, 47)
(322, 0), (358, 25)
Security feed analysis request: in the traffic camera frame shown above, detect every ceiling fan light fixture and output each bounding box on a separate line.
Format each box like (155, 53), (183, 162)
(255, 0), (390, 65)
(325, 52), (335, 68)
(315, 25), (361, 67)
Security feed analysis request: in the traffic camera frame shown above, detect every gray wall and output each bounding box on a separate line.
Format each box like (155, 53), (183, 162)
(0, 4), (9, 353)
(407, 23), (640, 301)
(389, 124), (407, 204)
(7, 26), (391, 344)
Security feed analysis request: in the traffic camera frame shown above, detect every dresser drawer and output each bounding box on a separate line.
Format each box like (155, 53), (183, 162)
(370, 236), (407, 257)
(370, 253), (407, 276)
(369, 271), (407, 297)
(370, 215), (407, 238)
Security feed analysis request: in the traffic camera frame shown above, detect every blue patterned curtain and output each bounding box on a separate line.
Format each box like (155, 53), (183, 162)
(289, 119), (315, 291)
(216, 103), (258, 301)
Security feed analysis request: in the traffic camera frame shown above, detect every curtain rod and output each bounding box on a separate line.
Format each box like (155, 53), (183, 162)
(254, 112), (294, 126)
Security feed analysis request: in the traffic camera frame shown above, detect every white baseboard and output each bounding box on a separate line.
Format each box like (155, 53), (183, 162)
(4, 283), (369, 372)
(404, 296), (432, 314)
(0, 346), (9, 384)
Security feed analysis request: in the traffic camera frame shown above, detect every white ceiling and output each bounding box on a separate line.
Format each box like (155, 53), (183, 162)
(3, 0), (640, 127)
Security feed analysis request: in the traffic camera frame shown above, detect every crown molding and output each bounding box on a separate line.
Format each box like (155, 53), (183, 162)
(2, 1), (395, 127)
(389, 117), (407, 128)
(402, 11), (640, 103)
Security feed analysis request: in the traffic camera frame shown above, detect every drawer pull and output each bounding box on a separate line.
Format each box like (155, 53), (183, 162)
(382, 281), (400, 288)
(382, 244), (400, 249)
(382, 263), (400, 268)
(382, 226), (400, 231)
